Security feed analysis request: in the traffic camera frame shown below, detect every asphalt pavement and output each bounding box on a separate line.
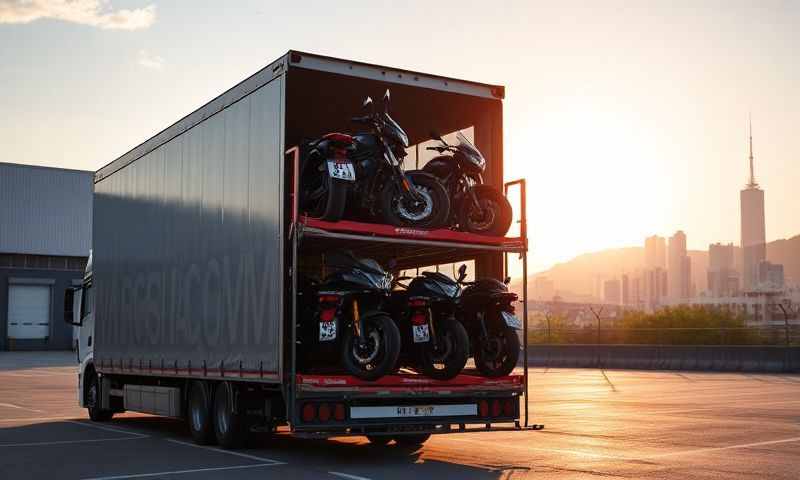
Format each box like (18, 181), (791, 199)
(0, 351), (798, 479)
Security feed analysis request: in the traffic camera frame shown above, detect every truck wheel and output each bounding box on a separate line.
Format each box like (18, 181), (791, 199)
(394, 433), (431, 448)
(188, 381), (216, 445)
(213, 381), (247, 449)
(366, 435), (391, 446)
(86, 372), (114, 422)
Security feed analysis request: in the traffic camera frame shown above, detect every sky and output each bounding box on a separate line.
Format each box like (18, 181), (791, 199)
(1, 0), (798, 273)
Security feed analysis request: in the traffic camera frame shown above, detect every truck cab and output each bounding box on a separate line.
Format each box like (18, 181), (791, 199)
(65, 251), (96, 409)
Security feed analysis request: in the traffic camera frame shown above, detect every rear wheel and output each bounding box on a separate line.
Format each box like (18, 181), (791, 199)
(86, 371), (113, 422)
(341, 313), (401, 381)
(300, 151), (348, 221)
(458, 185), (512, 236)
(380, 171), (449, 228)
(474, 325), (521, 377)
(213, 381), (247, 449)
(418, 317), (469, 380)
(188, 381), (216, 445)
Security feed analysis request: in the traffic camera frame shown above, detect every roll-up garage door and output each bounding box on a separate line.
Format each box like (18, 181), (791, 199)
(7, 285), (51, 339)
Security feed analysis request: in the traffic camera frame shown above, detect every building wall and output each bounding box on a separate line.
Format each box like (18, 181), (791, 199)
(0, 255), (86, 350)
(740, 187), (766, 290)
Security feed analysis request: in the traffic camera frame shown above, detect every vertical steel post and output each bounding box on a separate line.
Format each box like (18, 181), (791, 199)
(286, 146), (300, 429)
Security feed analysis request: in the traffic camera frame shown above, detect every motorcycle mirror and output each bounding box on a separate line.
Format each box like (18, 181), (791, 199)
(362, 96), (373, 110)
(457, 264), (468, 282)
(504, 276), (511, 285)
(383, 89), (390, 113)
(430, 130), (443, 142)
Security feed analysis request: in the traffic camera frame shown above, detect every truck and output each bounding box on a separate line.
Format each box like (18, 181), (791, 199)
(64, 50), (535, 449)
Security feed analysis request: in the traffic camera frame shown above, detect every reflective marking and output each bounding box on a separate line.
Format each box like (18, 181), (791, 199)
(0, 416), (74, 423)
(330, 472), (373, 480)
(166, 439), (285, 464)
(82, 463), (281, 480)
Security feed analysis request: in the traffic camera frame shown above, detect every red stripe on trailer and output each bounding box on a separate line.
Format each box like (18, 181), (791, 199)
(301, 217), (524, 247)
(296, 373), (523, 388)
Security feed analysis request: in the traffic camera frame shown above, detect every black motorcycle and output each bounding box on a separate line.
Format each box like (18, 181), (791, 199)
(298, 252), (401, 381)
(391, 272), (469, 380)
(299, 132), (354, 222)
(457, 265), (521, 377)
(301, 90), (450, 228)
(418, 131), (513, 236)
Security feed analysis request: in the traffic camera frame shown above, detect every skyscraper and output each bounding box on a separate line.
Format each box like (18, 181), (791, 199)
(708, 242), (738, 297)
(644, 235), (666, 269)
(668, 231), (691, 300)
(740, 118), (766, 291)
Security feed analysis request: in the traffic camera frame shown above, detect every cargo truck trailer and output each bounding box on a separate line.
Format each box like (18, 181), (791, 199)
(65, 51), (535, 449)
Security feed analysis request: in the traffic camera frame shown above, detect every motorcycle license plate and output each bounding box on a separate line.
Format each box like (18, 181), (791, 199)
(326, 160), (356, 181)
(412, 324), (430, 343)
(501, 311), (522, 330)
(319, 321), (337, 341)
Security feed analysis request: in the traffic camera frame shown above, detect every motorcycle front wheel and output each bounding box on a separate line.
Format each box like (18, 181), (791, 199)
(380, 171), (449, 228)
(300, 151), (348, 221)
(417, 317), (469, 380)
(458, 185), (512, 236)
(341, 314), (401, 381)
(474, 325), (520, 377)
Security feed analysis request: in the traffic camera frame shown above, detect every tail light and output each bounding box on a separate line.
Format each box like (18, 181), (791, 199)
(409, 297), (429, 326)
(302, 403), (317, 422)
(479, 397), (516, 419)
(318, 403), (332, 422)
(503, 398), (516, 417)
(301, 402), (347, 423)
(478, 400), (489, 417)
(491, 399), (502, 417)
(318, 294), (341, 323)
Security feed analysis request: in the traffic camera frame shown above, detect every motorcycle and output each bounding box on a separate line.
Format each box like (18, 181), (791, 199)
(390, 272), (469, 380)
(457, 265), (521, 377)
(302, 90), (450, 228)
(418, 131), (513, 236)
(298, 252), (401, 381)
(299, 132), (354, 222)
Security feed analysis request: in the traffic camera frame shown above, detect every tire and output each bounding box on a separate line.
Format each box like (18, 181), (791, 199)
(86, 371), (114, 422)
(394, 433), (431, 448)
(341, 313), (402, 381)
(474, 325), (521, 377)
(300, 151), (348, 221)
(380, 171), (450, 228)
(458, 185), (513, 236)
(366, 435), (392, 446)
(417, 317), (469, 380)
(188, 381), (216, 445)
(213, 381), (247, 449)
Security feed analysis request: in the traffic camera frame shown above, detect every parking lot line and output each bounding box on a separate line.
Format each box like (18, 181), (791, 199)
(67, 420), (149, 438)
(0, 402), (44, 413)
(82, 463), (282, 480)
(649, 437), (800, 458)
(166, 439), (286, 465)
(329, 471), (373, 480)
(0, 436), (148, 448)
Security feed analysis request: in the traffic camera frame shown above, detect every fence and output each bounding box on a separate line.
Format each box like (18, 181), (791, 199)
(527, 326), (800, 346)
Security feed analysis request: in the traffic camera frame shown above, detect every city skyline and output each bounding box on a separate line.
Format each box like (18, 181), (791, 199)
(2, 1), (799, 273)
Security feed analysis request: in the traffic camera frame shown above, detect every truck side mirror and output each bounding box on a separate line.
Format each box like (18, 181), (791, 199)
(457, 264), (467, 282)
(64, 287), (77, 325)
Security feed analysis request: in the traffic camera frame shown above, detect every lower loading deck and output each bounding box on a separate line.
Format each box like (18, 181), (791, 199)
(292, 372), (526, 437)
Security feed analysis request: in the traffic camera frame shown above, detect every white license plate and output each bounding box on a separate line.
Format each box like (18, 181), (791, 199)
(412, 324), (430, 343)
(350, 404), (477, 419)
(502, 311), (522, 330)
(319, 321), (337, 341)
(327, 160), (356, 181)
